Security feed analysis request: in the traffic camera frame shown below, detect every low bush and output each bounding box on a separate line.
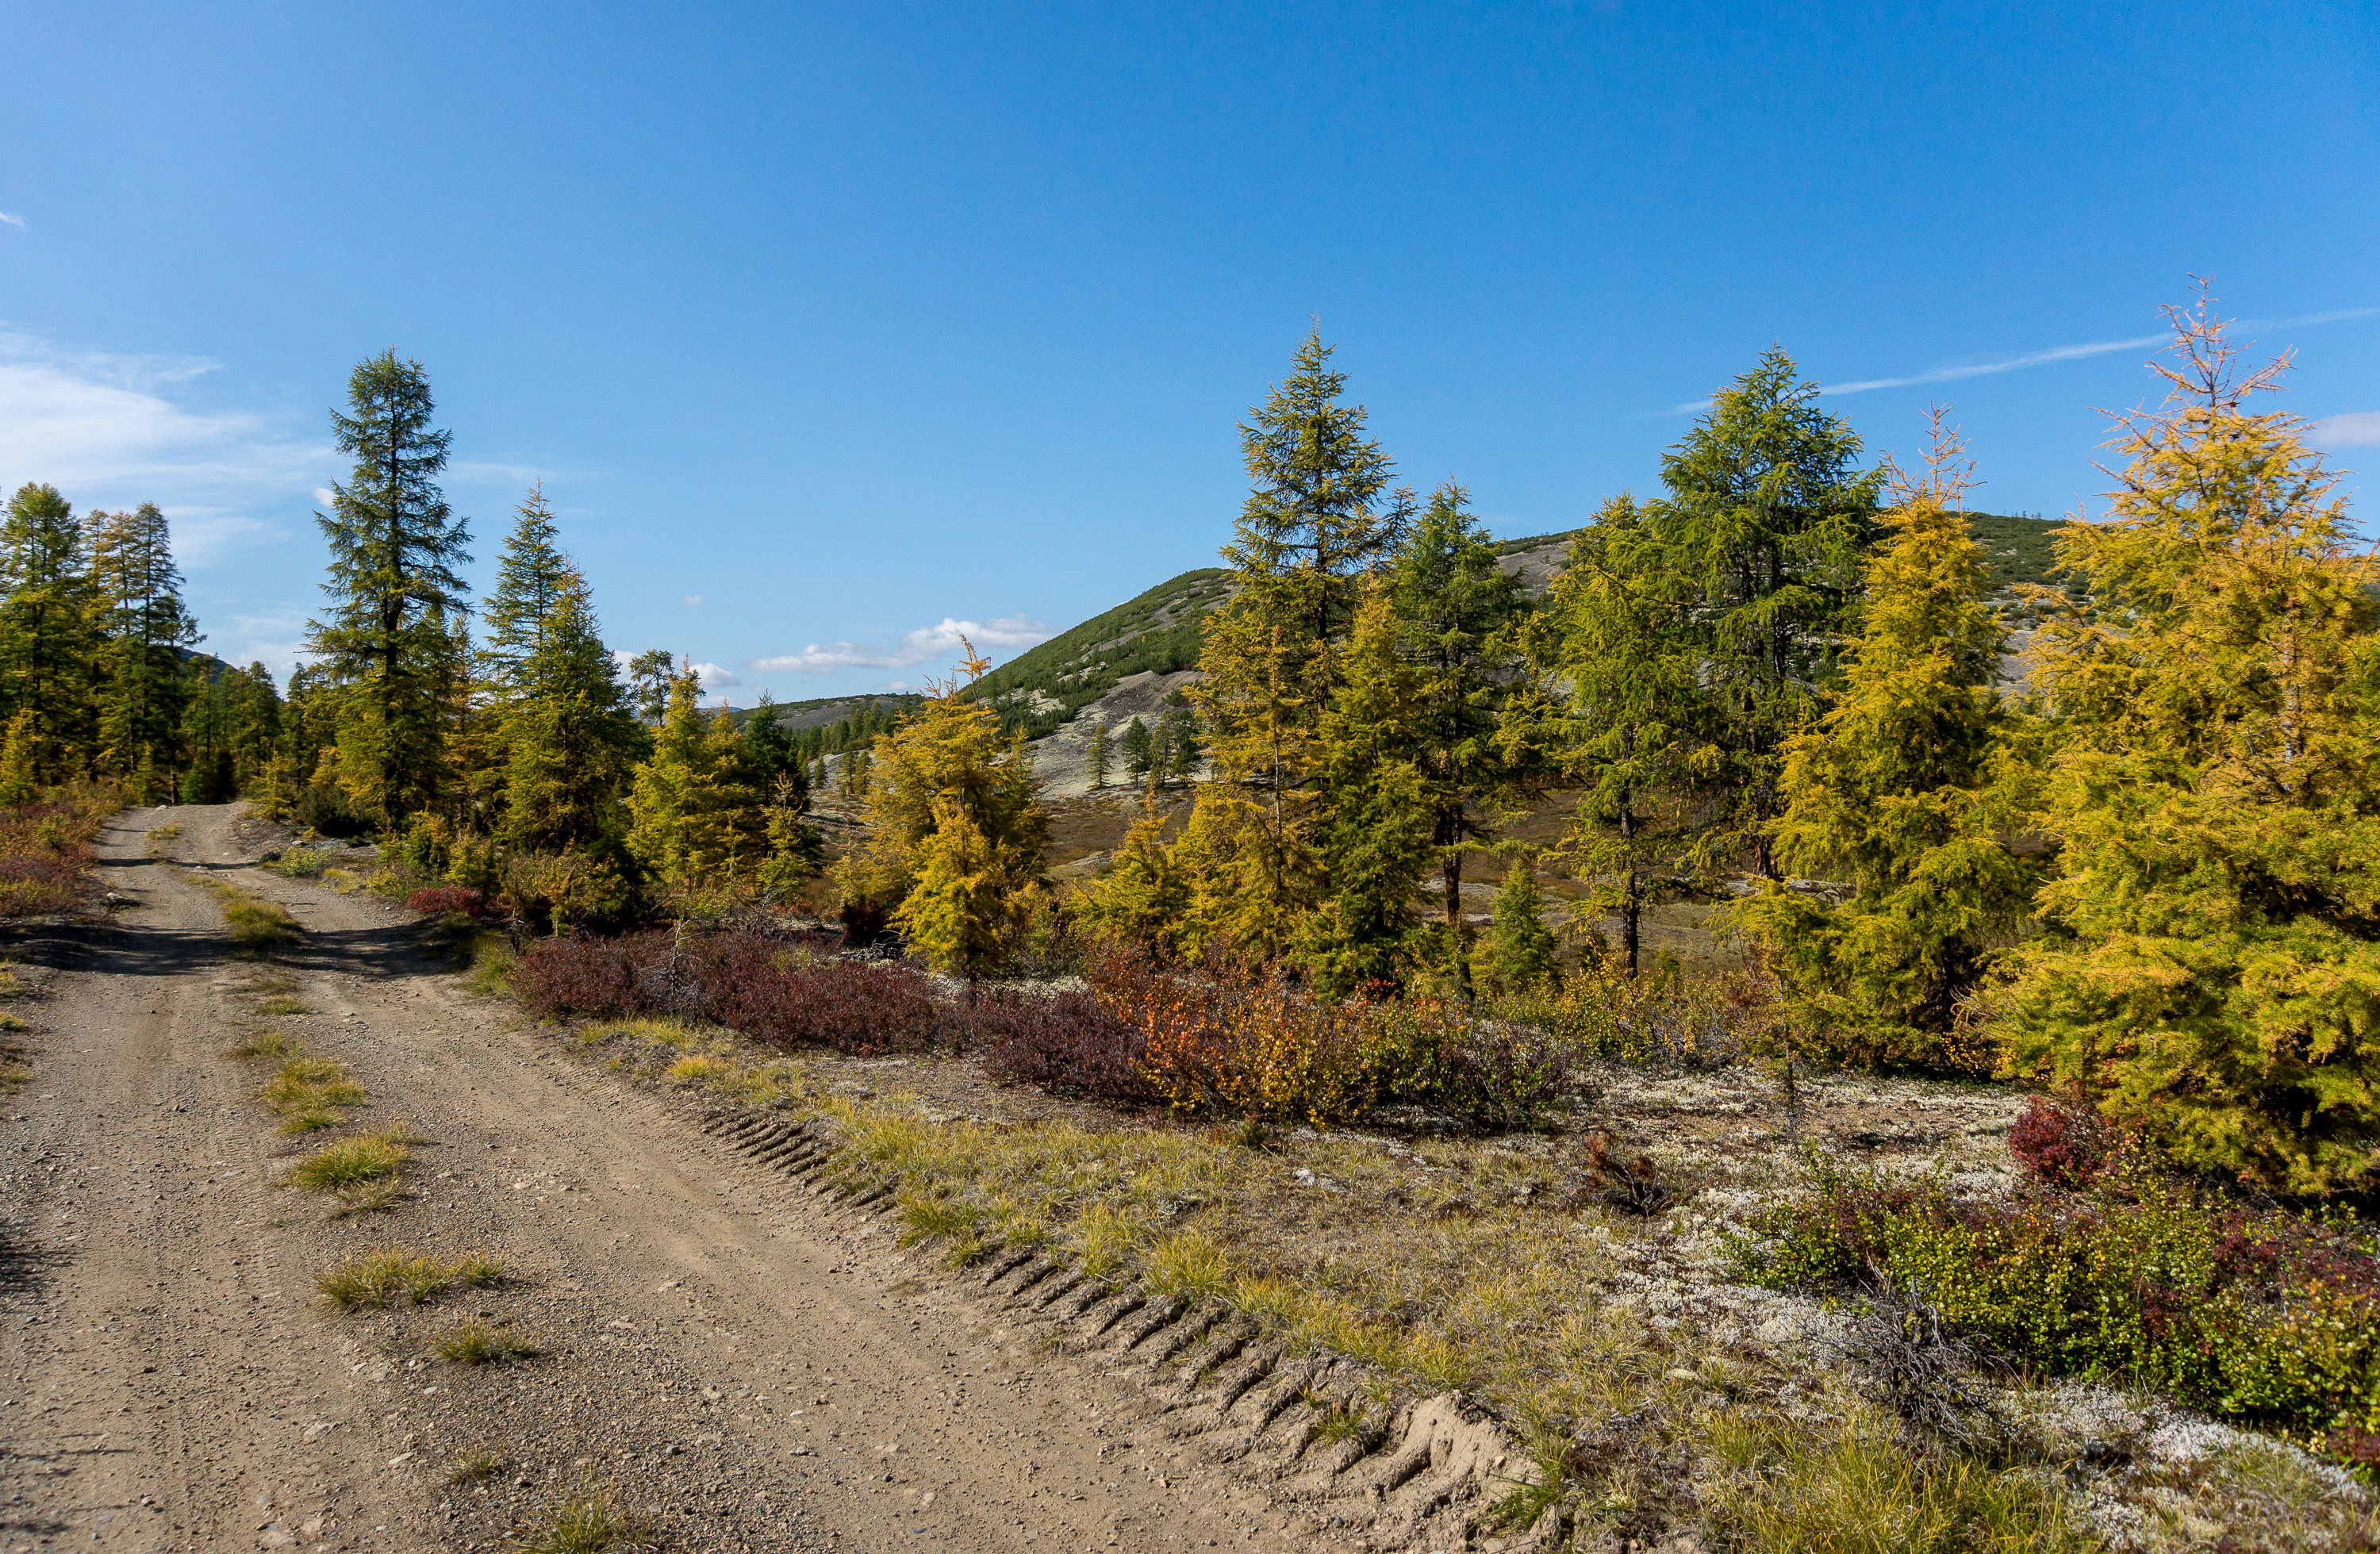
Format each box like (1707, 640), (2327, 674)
(262, 846), (330, 880)
(0, 781), (113, 918)
(1377, 1001), (1586, 1132)
(405, 884), (488, 918)
(514, 929), (951, 1055)
(1738, 1160), (2380, 1459)
(1097, 952), (1388, 1126)
(2006, 1093), (2118, 1188)
(978, 982), (1156, 1105)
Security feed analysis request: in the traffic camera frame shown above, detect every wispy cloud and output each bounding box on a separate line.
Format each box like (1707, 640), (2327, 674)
(0, 328), (329, 563)
(0, 213), (24, 231)
(2311, 411), (2380, 450)
(754, 613), (1055, 674)
(1668, 306), (2380, 414)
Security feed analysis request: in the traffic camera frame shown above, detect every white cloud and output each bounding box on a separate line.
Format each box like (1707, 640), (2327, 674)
(682, 594), (704, 607)
(0, 328), (330, 565)
(2310, 411), (2380, 450)
(691, 661), (743, 690)
(754, 613), (1055, 675)
(163, 507), (286, 567)
(211, 609), (313, 683)
(0, 213), (24, 231)
(313, 487), (336, 508)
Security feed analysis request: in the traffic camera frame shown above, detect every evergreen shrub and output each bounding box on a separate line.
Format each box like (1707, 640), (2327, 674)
(1739, 1161), (2380, 1460)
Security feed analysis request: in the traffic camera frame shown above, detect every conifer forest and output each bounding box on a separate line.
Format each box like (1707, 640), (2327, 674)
(13, 292), (2380, 1548)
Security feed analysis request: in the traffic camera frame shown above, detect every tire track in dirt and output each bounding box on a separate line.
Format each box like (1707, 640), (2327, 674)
(1, 804), (1318, 1554)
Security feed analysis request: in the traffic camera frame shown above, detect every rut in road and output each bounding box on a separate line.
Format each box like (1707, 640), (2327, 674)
(0, 803), (1349, 1553)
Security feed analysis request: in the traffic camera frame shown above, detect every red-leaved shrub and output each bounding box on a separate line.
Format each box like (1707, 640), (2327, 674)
(516, 929), (950, 1055)
(405, 885), (488, 919)
(978, 984), (1156, 1104)
(2008, 1094), (2118, 1188)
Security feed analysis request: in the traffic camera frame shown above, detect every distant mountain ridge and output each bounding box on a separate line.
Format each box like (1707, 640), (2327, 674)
(747, 511), (2066, 742)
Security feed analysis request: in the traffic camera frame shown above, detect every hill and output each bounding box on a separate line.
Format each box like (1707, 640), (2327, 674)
(959, 567), (1235, 739)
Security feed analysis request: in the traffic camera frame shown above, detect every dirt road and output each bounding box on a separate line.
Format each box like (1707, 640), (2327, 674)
(0, 804), (1300, 1553)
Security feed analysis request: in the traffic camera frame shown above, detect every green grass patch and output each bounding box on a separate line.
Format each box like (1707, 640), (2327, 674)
(261, 846), (329, 879)
(1700, 1405), (2089, 1553)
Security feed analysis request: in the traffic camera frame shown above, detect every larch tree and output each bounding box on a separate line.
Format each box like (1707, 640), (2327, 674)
(479, 484), (569, 693)
(1181, 328), (1409, 961)
(89, 501), (200, 776)
(1998, 295), (2380, 1194)
(626, 650), (677, 724)
(1386, 482), (1529, 994)
(624, 665), (767, 885)
(1651, 349), (1879, 879)
(1523, 493), (1714, 977)
(839, 641), (1047, 976)
(1737, 411), (2041, 1070)
(503, 561), (643, 854)
(306, 350), (473, 823)
(0, 482), (102, 779)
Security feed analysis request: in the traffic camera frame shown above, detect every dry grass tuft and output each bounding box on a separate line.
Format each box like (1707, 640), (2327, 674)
(431, 1317), (543, 1364)
(255, 995), (311, 1016)
(317, 1248), (455, 1310)
(288, 1128), (408, 1191)
(512, 1478), (651, 1554)
(447, 1450), (509, 1484)
(226, 1029), (303, 1060)
(186, 872), (302, 948)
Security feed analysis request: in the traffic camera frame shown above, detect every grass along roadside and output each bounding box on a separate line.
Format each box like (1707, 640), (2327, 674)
(559, 1016), (2122, 1549)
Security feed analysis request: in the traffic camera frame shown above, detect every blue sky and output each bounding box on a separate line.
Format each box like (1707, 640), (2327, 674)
(4, 1), (2375, 702)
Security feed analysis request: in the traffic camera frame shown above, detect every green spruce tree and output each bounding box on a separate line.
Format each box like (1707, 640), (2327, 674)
(479, 484), (568, 693)
(1387, 482), (1529, 993)
(1480, 862), (1558, 997)
(1084, 715), (1112, 789)
(504, 562), (643, 853)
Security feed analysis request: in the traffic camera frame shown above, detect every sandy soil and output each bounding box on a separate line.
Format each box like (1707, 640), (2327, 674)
(0, 804), (1311, 1554)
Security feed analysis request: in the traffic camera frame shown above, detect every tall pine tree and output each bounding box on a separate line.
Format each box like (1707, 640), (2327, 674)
(307, 350), (472, 824)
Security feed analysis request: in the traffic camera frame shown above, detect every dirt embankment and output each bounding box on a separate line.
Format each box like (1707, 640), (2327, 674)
(0, 804), (1310, 1553)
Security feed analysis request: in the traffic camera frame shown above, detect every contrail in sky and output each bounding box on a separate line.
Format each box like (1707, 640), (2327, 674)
(1667, 306), (2379, 414)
